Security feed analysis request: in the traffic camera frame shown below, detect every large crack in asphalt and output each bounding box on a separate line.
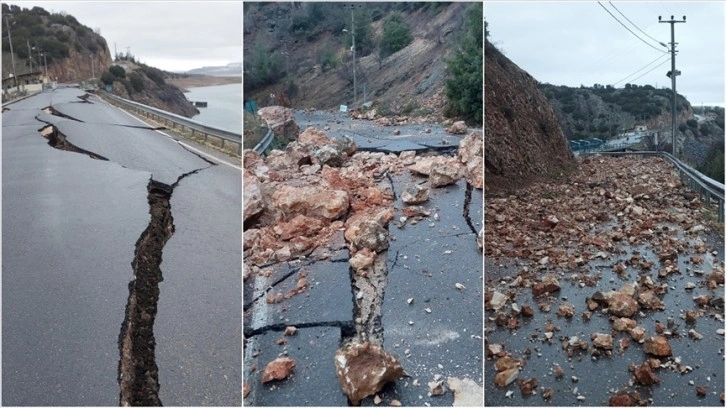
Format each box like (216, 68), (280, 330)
(33, 115), (216, 406)
(118, 179), (173, 407)
(462, 181), (478, 235)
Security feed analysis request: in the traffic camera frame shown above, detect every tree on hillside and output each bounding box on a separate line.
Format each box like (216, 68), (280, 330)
(380, 12), (412, 58)
(445, 2), (482, 125)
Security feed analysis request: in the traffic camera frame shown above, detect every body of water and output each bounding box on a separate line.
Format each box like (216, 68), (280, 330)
(184, 83), (241, 134)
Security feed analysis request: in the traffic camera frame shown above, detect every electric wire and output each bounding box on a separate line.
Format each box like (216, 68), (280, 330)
(612, 52), (671, 86)
(619, 56), (671, 86)
(608, 1), (667, 49)
(597, 1), (668, 54)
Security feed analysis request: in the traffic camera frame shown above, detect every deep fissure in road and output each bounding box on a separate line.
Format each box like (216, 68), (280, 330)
(462, 182), (478, 235)
(118, 180), (174, 407)
(39, 125), (109, 160)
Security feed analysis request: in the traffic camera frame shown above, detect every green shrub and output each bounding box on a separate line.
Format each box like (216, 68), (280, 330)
(109, 65), (126, 78)
(687, 119), (698, 128)
(380, 13), (412, 58)
(444, 2), (482, 125)
(129, 72), (144, 92)
(319, 45), (338, 72)
(100, 71), (115, 86)
(678, 123), (687, 133)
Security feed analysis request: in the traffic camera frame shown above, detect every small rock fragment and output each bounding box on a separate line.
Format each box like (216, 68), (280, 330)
(633, 362), (659, 385)
(696, 386), (707, 397)
(643, 336), (672, 357)
(517, 378), (538, 396)
(494, 368), (519, 388)
(243, 382), (250, 398)
(428, 380), (446, 396)
(334, 343), (404, 405)
(542, 388), (554, 400)
(261, 357), (296, 383)
(608, 389), (641, 406)
(284, 326), (298, 336)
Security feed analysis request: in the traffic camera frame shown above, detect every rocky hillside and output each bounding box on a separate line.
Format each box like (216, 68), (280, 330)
(1, 4), (112, 82)
(484, 37), (575, 190)
(244, 2), (478, 122)
(541, 83), (695, 141)
(103, 58), (199, 118)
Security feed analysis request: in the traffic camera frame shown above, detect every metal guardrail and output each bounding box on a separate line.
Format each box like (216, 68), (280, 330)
(582, 151), (725, 223)
(99, 91), (241, 155)
(253, 127), (274, 154)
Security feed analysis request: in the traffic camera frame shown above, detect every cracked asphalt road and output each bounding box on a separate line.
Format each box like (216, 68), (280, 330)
(2, 87), (241, 406)
(243, 116), (482, 406)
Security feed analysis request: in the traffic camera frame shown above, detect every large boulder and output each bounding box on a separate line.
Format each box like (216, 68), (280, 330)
(334, 343), (404, 405)
(257, 106), (300, 143)
(270, 185), (349, 221)
(458, 131), (483, 189)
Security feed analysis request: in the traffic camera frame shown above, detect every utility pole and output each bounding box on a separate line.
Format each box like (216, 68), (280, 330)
(27, 39), (33, 74)
(5, 16), (18, 90)
(351, 7), (356, 109)
(659, 15), (686, 157)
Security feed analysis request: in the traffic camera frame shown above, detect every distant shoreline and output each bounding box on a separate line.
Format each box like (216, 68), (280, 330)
(168, 75), (241, 92)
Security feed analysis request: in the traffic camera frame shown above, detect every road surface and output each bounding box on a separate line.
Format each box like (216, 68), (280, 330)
(2, 87), (241, 406)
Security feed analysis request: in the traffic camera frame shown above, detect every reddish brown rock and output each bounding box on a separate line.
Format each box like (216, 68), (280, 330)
(494, 355), (523, 372)
(608, 389), (641, 406)
(334, 343), (404, 406)
(517, 378), (538, 396)
(592, 333), (614, 350)
(557, 303), (575, 318)
(532, 274), (560, 296)
(457, 131), (483, 189)
(612, 317), (637, 332)
(696, 386), (707, 397)
(607, 293), (639, 317)
(401, 184), (430, 204)
(349, 248), (376, 272)
(244, 171), (265, 224)
(494, 368), (519, 388)
(261, 357), (296, 383)
(243, 382), (250, 398)
(542, 388), (554, 400)
(347, 220), (390, 253)
(643, 336), (672, 357)
(298, 126), (330, 148)
(637, 290), (665, 310)
(629, 326), (646, 341)
(633, 362), (659, 385)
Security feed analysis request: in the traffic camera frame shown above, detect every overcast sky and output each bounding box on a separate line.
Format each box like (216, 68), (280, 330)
(8, 1), (242, 72)
(486, 1), (725, 107)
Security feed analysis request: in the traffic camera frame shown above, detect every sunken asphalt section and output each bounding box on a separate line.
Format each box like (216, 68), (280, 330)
(2, 87), (241, 406)
(243, 114), (483, 406)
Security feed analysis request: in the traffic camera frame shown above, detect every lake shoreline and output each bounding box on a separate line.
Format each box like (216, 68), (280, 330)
(168, 75), (241, 92)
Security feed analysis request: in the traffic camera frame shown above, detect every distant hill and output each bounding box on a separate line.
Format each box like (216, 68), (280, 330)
(185, 63), (241, 77)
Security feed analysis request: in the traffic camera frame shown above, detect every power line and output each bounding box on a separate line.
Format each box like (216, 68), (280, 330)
(608, 2), (667, 49)
(627, 57), (671, 84)
(597, 1), (667, 54)
(612, 53), (671, 86)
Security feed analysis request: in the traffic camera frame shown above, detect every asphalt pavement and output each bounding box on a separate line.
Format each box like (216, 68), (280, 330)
(2, 87), (241, 406)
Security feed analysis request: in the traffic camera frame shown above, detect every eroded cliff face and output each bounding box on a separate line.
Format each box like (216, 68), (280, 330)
(46, 41), (112, 83)
(484, 39), (575, 190)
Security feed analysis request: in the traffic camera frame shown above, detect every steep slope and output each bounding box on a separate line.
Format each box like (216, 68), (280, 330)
(484, 38), (575, 190)
(1, 4), (112, 82)
(243, 2), (474, 121)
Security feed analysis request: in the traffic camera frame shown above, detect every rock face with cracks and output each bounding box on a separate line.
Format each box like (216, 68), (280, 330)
(333, 343), (404, 406)
(257, 106), (300, 143)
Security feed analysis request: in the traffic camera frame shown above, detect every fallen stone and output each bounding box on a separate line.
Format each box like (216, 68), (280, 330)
(429, 164), (460, 188)
(261, 357), (296, 383)
(457, 132), (483, 189)
(608, 389), (641, 406)
(298, 126), (330, 148)
(447, 120), (467, 135)
(633, 363), (659, 385)
(612, 317), (637, 332)
(557, 303), (575, 318)
(517, 378), (537, 396)
(629, 327), (646, 342)
(257, 106), (300, 143)
(314, 145), (345, 167)
(494, 368), (519, 388)
(447, 377), (483, 407)
(494, 355), (523, 372)
(271, 185), (349, 221)
(542, 388), (554, 400)
(401, 184), (430, 204)
(334, 343), (404, 406)
(592, 333), (614, 350)
(347, 220), (389, 253)
(349, 248), (376, 272)
(428, 380), (446, 396)
(638, 290), (665, 310)
(532, 274), (560, 296)
(643, 336), (672, 357)
(244, 382), (250, 398)
(489, 291), (508, 311)
(607, 293), (639, 317)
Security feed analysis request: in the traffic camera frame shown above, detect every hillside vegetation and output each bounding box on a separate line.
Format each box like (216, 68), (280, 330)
(243, 2), (482, 125)
(1, 3), (111, 81)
